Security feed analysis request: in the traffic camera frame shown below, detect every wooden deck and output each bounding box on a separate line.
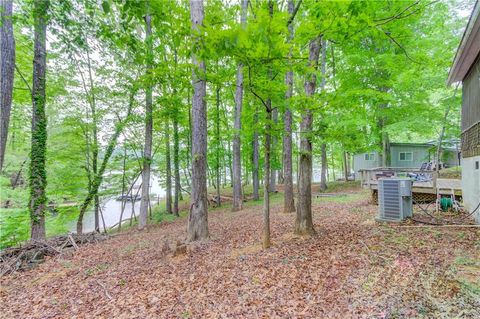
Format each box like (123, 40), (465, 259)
(359, 167), (462, 196)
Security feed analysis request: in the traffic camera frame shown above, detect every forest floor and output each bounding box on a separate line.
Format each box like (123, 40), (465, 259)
(0, 185), (479, 318)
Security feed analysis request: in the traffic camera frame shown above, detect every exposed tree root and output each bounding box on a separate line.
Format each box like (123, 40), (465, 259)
(0, 232), (108, 276)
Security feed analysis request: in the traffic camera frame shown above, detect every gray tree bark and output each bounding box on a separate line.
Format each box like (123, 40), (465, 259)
(84, 41), (100, 233)
(282, 0), (295, 214)
(295, 36), (322, 236)
(0, 0), (15, 172)
(165, 119), (172, 214)
(263, 102), (272, 249)
(173, 51), (181, 216)
(252, 111), (260, 200)
(320, 143), (327, 191)
(173, 114), (181, 216)
(343, 151), (349, 180)
(232, 0), (248, 212)
(139, 13), (153, 230)
(269, 108), (278, 193)
(216, 86), (221, 207)
(187, 0), (209, 241)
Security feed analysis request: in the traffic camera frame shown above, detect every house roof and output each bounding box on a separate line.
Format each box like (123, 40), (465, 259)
(390, 142), (433, 147)
(447, 0), (480, 85)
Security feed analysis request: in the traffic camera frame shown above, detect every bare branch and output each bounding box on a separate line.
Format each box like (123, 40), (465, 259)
(14, 65), (32, 94)
(287, 0), (303, 26)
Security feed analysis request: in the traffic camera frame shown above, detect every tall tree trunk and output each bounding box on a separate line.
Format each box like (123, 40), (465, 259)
(227, 138), (233, 187)
(188, 0), (209, 242)
(262, 0), (275, 249)
(165, 119), (172, 214)
(282, 0), (295, 213)
(252, 111), (260, 200)
(216, 86), (221, 207)
(29, 0), (49, 241)
(269, 108), (278, 193)
(232, 0), (248, 212)
(436, 85), (459, 171)
(173, 113), (181, 216)
(173, 50), (181, 216)
(320, 143), (327, 191)
(139, 13), (153, 230)
(295, 36), (322, 236)
(0, 0), (15, 172)
(263, 103), (272, 249)
(343, 150), (348, 180)
(77, 89), (136, 234)
(85, 41), (100, 233)
(331, 144), (336, 181)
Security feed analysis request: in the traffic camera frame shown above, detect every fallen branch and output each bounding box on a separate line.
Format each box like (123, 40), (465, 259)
(68, 235), (79, 250)
(0, 232), (108, 276)
(97, 280), (113, 301)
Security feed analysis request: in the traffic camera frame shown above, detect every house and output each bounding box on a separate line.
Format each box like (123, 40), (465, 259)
(353, 142), (460, 176)
(447, 1), (480, 222)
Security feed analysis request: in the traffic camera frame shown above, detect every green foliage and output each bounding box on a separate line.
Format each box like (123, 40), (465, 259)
(1, 0), (472, 246)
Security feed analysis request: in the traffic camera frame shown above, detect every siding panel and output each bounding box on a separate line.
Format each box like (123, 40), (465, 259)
(461, 56), (480, 158)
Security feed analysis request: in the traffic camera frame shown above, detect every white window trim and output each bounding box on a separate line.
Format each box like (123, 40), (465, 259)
(365, 153), (375, 161)
(399, 152), (413, 161)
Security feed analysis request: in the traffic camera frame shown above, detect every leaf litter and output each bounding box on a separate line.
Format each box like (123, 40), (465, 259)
(0, 189), (478, 318)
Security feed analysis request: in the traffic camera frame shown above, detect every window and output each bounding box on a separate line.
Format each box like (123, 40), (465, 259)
(475, 161), (479, 170)
(364, 153), (375, 161)
(399, 152), (413, 161)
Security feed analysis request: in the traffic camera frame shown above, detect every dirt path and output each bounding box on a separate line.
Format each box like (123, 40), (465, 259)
(1, 191), (479, 318)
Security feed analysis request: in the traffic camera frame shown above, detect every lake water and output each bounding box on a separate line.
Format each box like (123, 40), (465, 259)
(70, 174), (165, 233)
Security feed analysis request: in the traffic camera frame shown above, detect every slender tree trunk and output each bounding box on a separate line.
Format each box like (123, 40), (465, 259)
(331, 144), (336, 181)
(173, 113), (181, 216)
(85, 43), (100, 233)
(295, 36), (322, 236)
(320, 143), (327, 191)
(29, 0), (49, 241)
(227, 138), (233, 187)
(269, 108), (278, 193)
(381, 128), (390, 167)
(252, 111), (260, 200)
(165, 119), (172, 214)
(261, 0), (276, 249)
(117, 145), (127, 230)
(263, 104), (272, 249)
(215, 86), (221, 207)
(0, 0), (15, 172)
(343, 150), (348, 180)
(232, 0), (247, 212)
(77, 89), (137, 234)
(436, 85), (459, 171)
(173, 50), (181, 216)
(282, 0), (295, 213)
(188, 0), (209, 241)
(139, 13), (153, 229)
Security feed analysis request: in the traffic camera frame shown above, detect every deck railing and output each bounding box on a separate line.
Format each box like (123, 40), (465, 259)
(358, 167), (438, 189)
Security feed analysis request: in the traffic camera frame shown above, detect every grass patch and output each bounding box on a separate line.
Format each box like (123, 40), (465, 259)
(0, 206), (79, 249)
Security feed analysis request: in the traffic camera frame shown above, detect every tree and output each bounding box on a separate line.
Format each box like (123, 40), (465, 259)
(0, 0), (15, 172)
(139, 11), (154, 230)
(232, 0), (248, 212)
(29, 0), (49, 240)
(252, 110), (260, 200)
(77, 89), (137, 234)
(282, 0), (296, 214)
(187, 0), (209, 242)
(165, 119), (172, 214)
(295, 36), (321, 236)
